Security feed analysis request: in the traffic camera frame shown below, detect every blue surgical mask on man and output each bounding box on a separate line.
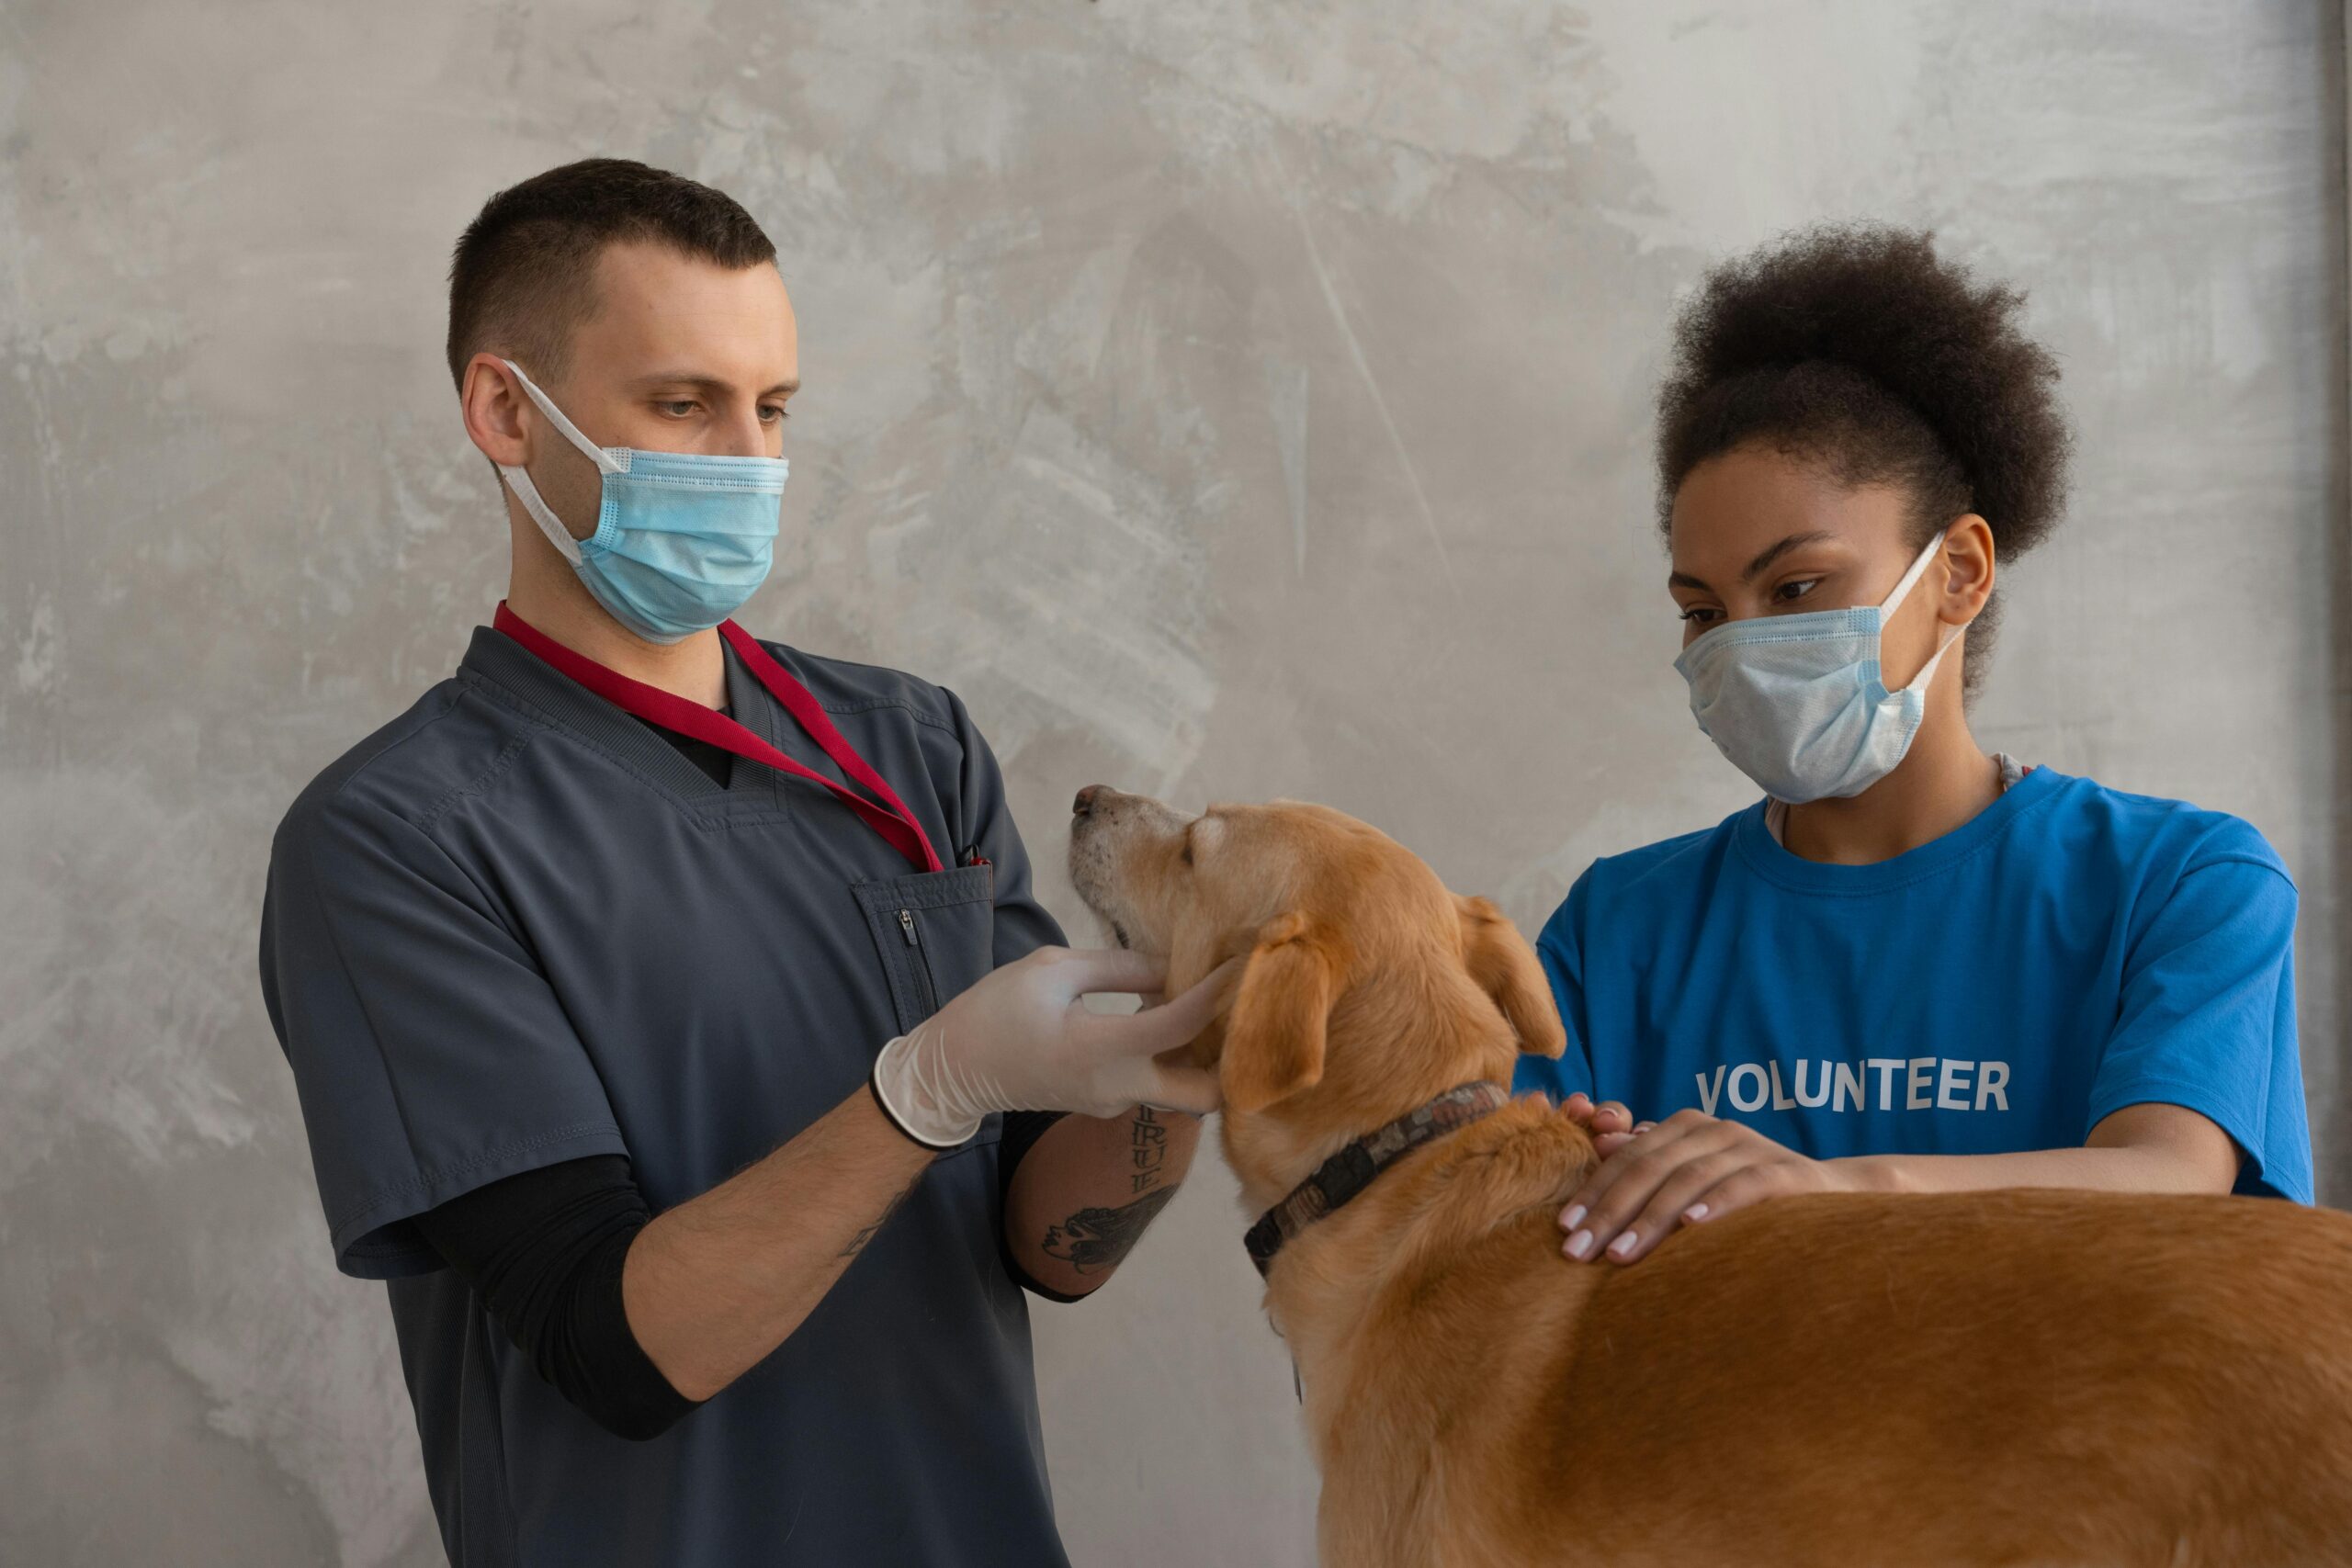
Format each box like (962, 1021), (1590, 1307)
(1674, 529), (1961, 804)
(497, 359), (788, 644)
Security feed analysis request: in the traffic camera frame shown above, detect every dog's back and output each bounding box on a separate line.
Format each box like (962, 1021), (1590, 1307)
(1294, 1120), (2352, 1567)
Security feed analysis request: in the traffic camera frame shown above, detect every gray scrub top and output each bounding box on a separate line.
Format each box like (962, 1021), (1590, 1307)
(258, 623), (1071, 1568)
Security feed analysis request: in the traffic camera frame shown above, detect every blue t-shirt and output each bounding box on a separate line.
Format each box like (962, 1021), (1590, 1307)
(1512, 767), (2312, 1201)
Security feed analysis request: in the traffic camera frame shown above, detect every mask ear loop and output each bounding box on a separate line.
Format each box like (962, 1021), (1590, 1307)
(1883, 528), (1966, 695)
(494, 359), (625, 567)
(1876, 526), (1950, 617)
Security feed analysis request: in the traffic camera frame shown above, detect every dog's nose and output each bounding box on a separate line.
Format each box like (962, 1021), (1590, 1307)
(1072, 784), (1104, 818)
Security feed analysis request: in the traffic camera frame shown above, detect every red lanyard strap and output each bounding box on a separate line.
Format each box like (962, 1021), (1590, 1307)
(492, 603), (944, 874)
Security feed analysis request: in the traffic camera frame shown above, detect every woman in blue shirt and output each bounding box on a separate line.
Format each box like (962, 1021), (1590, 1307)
(1514, 225), (2312, 1269)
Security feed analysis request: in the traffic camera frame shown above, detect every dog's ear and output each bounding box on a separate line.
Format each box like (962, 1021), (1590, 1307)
(1221, 911), (1345, 1114)
(1457, 896), (1565, 1058)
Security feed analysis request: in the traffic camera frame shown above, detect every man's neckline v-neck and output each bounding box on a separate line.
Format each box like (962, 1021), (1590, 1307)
(459, 624), (849, 810)
(637, 704), (737, 788)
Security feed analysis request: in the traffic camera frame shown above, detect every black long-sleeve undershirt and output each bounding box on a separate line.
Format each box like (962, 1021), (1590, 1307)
(413, 1155), (690, 1440)
(416, 1111), (1069, 1441)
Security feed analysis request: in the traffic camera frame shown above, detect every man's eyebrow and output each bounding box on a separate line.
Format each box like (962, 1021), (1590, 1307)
(628, 372), (801, 398)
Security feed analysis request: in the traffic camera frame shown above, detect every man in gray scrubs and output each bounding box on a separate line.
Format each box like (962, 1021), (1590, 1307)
(259, 159), (1224, 1568)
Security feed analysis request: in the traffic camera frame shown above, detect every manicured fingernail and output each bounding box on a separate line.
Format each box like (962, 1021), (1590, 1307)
(1565, 1228), (1595, 1259)
(1683, 1203), (1709, 1224)
(1607, 1230), (1639, 1259)
(1562, 1204), (1587, 1231)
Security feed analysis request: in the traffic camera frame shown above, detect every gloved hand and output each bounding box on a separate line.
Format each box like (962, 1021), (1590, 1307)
(869, 948), (1233, 1148)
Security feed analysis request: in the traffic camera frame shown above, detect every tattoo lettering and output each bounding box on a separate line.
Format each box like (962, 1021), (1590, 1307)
(838, 1175), (920, 1260)
(1129, 1105), (1170, 1195)
(1042, 1185), (1177, 1274)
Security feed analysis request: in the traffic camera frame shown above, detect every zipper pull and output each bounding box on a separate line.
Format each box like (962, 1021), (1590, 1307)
(898, 908), (920, 947)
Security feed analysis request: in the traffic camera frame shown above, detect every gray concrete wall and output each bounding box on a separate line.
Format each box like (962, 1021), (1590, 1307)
(3, 2), (2341, 1563)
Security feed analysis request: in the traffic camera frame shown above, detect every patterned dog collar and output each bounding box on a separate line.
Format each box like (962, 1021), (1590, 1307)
(1243, 1081), (1512, 1278)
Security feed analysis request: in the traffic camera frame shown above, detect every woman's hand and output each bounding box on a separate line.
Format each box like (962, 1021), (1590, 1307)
(1555, 1103), (1860, 1264)
(1556, 1090), (1648, 1152)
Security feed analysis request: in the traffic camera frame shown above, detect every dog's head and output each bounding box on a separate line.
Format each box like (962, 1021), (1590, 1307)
(1069, 787), (1565, 1210)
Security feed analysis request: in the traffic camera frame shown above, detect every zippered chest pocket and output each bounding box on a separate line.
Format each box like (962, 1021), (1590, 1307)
(853, 865), (997, 1035)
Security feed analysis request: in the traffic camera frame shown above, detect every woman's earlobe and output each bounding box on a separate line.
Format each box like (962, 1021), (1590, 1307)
(1947, 513), (1998, 609)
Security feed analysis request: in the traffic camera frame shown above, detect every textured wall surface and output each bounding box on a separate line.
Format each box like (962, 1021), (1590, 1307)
(3, 2), (2343, 1563)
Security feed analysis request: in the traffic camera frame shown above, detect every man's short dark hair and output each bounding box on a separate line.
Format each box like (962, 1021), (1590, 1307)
(446, 158), (777, 391)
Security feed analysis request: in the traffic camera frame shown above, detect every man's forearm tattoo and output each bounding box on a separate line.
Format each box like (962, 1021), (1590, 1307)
(1039, 1107), (1181, 1274)
(838, 1173), (921, 1260)
(1042, 1186), (1176, 1274)
(1129, 1104), (1169, 1194)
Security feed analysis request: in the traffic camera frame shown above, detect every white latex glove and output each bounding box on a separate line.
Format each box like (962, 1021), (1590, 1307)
(869, 948), (1233, 1148)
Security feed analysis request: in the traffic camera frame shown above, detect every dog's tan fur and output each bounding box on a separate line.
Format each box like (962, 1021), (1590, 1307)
(1069, 788), (2352, 1567)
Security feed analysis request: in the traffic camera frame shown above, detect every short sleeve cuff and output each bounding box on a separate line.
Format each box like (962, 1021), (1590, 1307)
(328, 1121), (630, 1279)
(2083, 1075), (2304, 1204)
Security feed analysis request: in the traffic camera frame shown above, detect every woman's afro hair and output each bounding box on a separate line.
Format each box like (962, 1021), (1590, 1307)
(1656, 224), (2072, 565)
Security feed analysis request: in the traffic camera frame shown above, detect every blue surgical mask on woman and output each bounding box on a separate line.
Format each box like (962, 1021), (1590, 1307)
(497, 359), (789, 644)
(1674, 529), (1961, 804)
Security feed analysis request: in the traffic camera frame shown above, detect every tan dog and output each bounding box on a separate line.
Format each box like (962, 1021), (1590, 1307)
(1069, 787), (2352, 1568)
